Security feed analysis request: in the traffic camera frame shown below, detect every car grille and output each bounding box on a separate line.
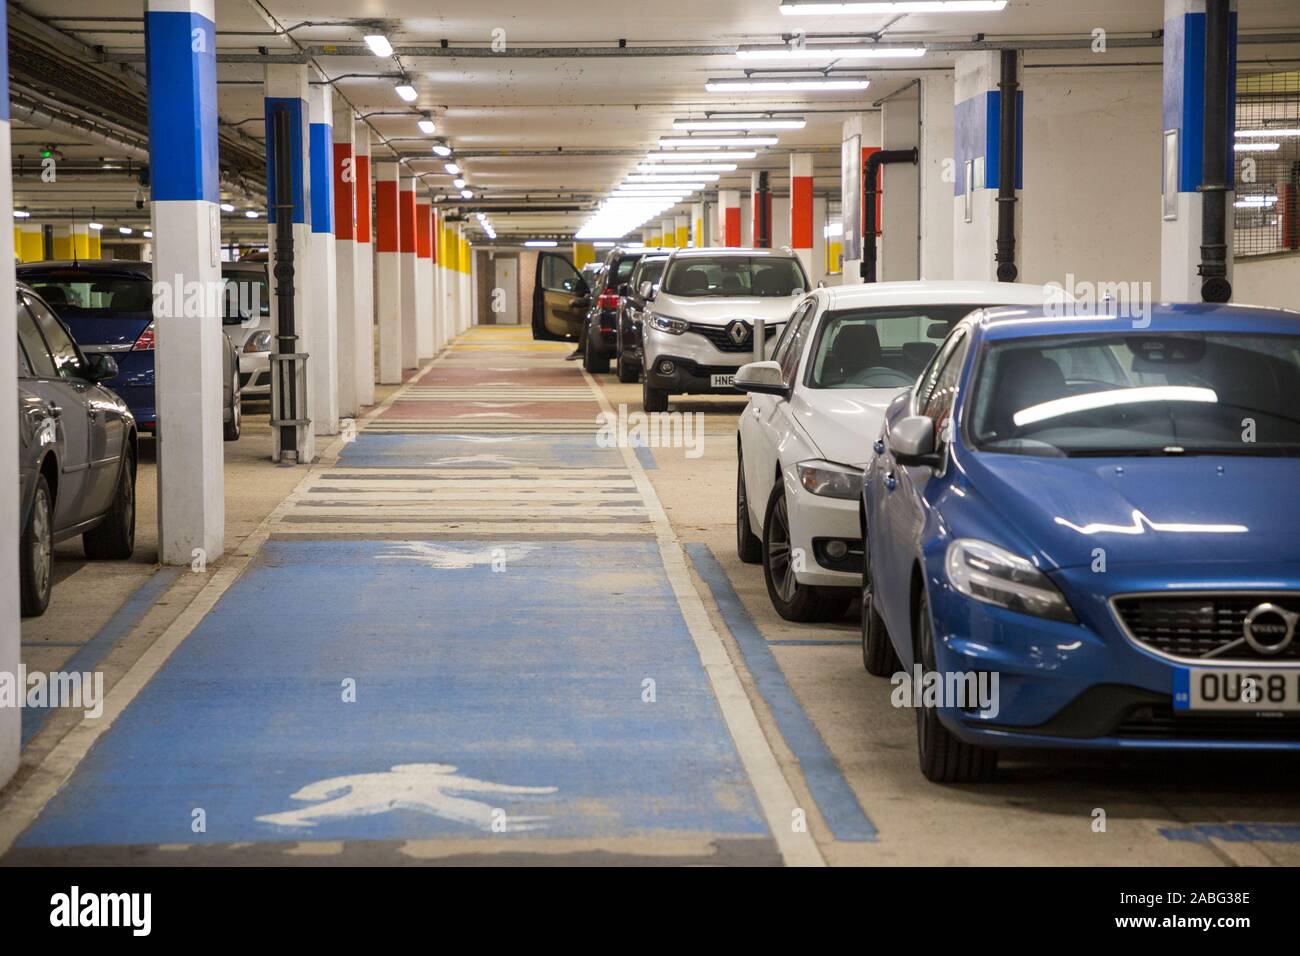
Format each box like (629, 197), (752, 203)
(687, 321), (779, 353)
(1113, 593), (1300, 662)
(1115, 704), (1300, 741)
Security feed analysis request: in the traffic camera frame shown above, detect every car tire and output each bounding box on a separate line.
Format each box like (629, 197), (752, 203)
(583, 329), (610, 374)
(642, 378), (668, 413)
(83, 446), (136, 561)
(861, 542), (901, 676)
(736, 452), (762, 564)
(761, 481), (842, 622)
(223, 368), (242, 441)
(915, 588), (998, 784)
(616, 345), (639, 383)
(20, 475), (54, 618)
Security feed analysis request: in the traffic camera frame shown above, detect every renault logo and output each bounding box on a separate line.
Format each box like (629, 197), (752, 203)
(1243, 603), (1299, 656)
(726, 320), (750, 346)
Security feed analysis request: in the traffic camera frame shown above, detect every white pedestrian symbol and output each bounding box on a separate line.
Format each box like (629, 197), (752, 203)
(377, 542), (538, 569)
(256, 763), (557, 831)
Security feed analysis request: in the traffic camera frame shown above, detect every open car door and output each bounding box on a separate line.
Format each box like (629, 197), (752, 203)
(531, 251), (589, 341)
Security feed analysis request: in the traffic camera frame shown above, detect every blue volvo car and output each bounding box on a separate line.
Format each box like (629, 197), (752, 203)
(860, 303), (1300, 782)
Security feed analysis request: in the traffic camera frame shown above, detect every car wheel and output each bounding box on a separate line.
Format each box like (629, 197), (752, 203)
(915, 587), (998, 783)
(223, 368), (242, 441)
(736, 451), (762, 564)
(761, 481), (842, 622)
(83, 445), (136, 561)
(583, 329), (610, 374)
(642, 378), (668, 413)
(616, 344), (639, 383)
(20, 476), (54, 617)
(861, 541), (901, 676)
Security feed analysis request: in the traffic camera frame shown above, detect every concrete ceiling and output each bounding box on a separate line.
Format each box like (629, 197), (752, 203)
(10, 0), (1300, 242)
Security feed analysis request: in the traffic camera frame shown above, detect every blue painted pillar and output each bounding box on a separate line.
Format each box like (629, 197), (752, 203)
(308, 84), (339, 436)
(145, 0), (225, 565)
(1160, 0), (1238, 300)
(264, 64), (315, 463)
(0, 1), (20, 787)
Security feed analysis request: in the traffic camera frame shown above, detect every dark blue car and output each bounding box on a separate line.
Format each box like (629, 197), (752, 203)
(860, 303), (1300, 782)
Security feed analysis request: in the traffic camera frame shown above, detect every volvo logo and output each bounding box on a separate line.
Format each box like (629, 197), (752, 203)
(1243, 603), (1299, 656)
(726, 320), (750, 346)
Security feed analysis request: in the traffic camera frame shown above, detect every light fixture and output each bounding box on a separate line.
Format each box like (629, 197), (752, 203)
(625, 174), (719, 184)
(13, 209), (30, 218)
(706, 76), (869, 92)
(118, 226), (133, 235)
(88, 221), (103, 230)
(364, 34), (394, 57)
(1234, 142), (1281, 152)
(417, 118), (437, 135)
(1236, 128), (1300, 138)
(460, 189), (474, 199)
(245, 210), (260, 218)
(635, 163), (737, 173)
(444, 162), (461, 175)
(143, 230), (153, 239)
(645, 151), (757, 161)
(524, 240), (558, 248)
(1235, 195), (1279, 208)
(220, 202), (235, 212)
(736, 44), (925, 60)
(779, 1), (1008, 14)
(659, 136), (779, 147)
(453, 178), (466, 189)
(395, 84), (418, 102)
(673, 117), (806, 131)
(432, 143), (452, 157)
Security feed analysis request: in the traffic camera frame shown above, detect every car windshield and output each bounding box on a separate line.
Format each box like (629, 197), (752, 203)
(661, 255), (806, 298)
(634, 258), (668, 289)
(221, 270), (270, 324)
(809, 304), (985, 389)
(609, 255), (640, 287)
(23, 273), (152, 315)
(969, 332), (1300, 457)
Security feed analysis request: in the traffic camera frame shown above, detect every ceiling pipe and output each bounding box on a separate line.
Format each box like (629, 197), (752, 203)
(861, 148), (918, 283)
(995, 49), (1020, 283)
(1199, 0), (1233, 304)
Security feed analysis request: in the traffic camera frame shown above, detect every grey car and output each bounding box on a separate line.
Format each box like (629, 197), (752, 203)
(16, 283), (139, 617)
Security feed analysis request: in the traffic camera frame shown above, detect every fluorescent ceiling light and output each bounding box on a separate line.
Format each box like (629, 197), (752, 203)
(118, 226), (133, 235)
(1235, 195), (1279, 208)
(659, 136), (779, 147)
(245, 210), (260, 218)
(453, 178), (466, 189)
(645, 151), (757, 161)
(395, 84), (418, 102)
(1236, 128), (1300, 138)
(525, 240), (558, 248)
(417, 119), (436, 135)
(220, 202), (235, 212)
(460, 189), (474, 198)
(674, 118), (806, 131)
(143, 230), (153, 239)
(13, 209), (30, 218)
(780, 1), (1008, 14)
(364, 35), (394, 57)
(1234, 142), (1280, 152)
(636, 163), (736, 174)
(88, 221), (103, 230)
(432, 144), (452, 157)
(706, 76), (869, 92)
(736, 45), (924, 60)
(625, 174), (718, 184)
(444, 162), (461, 175)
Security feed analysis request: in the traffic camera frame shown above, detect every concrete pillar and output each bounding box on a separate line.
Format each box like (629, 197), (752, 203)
(881, 92), (921, 281)
(416, 197), (433, 359)
(440, 217), (456, 341)
(430, 206), (442, 349)
(69, 223), (90, 259)
(842, 111), (882, 284)
(19, 220), (42, 261)
(1161, 0), (1238, 300)
(308, 85), (338, 436)
(675, 214), (689, 248)
(459, 225), (472, 333)
(790, 154), (815, 276)
(88, 227), (102, 260)
(573, 241), (596, 269)
(51, 225), (72, 259)
(691, 202), (706, 247)
(919, 73), (956, 280)
(720, 190), (742, 247)
(353, 122), (374, 407)
(331, 102), (360, 418)
(951, 52), (1021, 281)
(374, 162), (402, 384)
(811, 195), (829, 287)
(0, 1), (21, 789)
(660, 217), (676, 249)
(398, 175), (418, 370)
(150, 0), (224, 560)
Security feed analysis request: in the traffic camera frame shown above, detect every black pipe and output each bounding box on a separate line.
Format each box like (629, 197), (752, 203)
(861, 147), (918, 283)
(995, 49), (1020, 283)
(271, 104), (298, 458)
(1199, 0), (1233, 303)
(756, 171), (771, 248)
(1287, 161), (1300, 251)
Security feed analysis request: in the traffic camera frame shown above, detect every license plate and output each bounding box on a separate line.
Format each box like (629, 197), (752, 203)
(710, 374), (736, 389)
(1174, 667), (1300, 712)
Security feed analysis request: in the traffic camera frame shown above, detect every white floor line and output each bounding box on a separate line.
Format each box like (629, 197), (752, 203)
(580, 368), (826, 868)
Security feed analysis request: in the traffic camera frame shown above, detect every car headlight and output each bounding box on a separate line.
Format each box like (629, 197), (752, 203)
(796, 460), (863, 500)
(944, 539), (1077, 623)
(649, 314), (688, 335)
(243, 330), (272, 353)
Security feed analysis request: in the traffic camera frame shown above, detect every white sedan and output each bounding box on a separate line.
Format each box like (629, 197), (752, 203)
(734, 281), (1069, 622)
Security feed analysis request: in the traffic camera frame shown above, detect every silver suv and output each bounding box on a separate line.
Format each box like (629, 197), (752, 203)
(640, 247), (809, 411)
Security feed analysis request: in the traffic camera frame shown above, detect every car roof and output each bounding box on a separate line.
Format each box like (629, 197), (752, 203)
(668, 246), (799, 260)
(18, 259), (152, 278)
(970, 302), (1300, 340)
(817, 280), (1066, 311)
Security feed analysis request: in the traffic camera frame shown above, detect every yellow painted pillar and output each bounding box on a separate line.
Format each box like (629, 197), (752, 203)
(51, 225), (73, 260)
(19, 223), (43, 262)
(573, 242), (595, 269)
(71, 223), (90, 259)
(89, 230), (102, 259)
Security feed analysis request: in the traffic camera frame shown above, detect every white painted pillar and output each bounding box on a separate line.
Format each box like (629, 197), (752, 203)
(430, 206), (443, 350)
(398, 174), (418, 371)
(1161, 0), (1238, 300)
(0, 2), (21, 788)
(789, 153), (815, 276)
(720, 190), (742, 247)
(881, 92), (921, 282)
(308, 85), (338, 436)
(150, 0), (224, 560)
(353, 122), (375, 406)
(660, 217), (676, 249)
(331, 103), (360, 418)
(749, 172), (769, 247)
(415, 197), (434, 359)
(375, 162), (402, 384)
(691, 202), (706, 247)
(265, 64), (315, 463)
(459, 225), (472, 333)
(811, 195), (829, 287)
(674, 214), (689, 249)
(919, 73), (956, 280)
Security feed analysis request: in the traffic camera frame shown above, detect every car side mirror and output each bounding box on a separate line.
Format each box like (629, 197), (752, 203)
(733, 361), (789, 399)
(639, 281), (657, 301)
(86, 353), (119, 383)
(890, 415), (941, 468)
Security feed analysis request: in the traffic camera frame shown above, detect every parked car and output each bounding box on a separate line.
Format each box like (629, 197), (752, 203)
(530, 251), (590, 341)
(734, 281), (1069, 622)
(16, 283), (138, 617)
(641, 248), (809, 412)
(222, 259), (271, 399)
(581, 246), (644, 374)
(861, 302), (1300, 783)
(615, 254), (669, 384)
(18, 261), (243, 441)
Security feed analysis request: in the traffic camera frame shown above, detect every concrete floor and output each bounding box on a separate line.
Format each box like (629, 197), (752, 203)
(2, 326), (1298, 866)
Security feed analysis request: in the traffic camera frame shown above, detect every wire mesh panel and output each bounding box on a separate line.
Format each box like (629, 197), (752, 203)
(1235, 71), (1300, 259)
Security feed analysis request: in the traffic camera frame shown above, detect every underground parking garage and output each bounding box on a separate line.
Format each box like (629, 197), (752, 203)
(0, 0), (1298, 919)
